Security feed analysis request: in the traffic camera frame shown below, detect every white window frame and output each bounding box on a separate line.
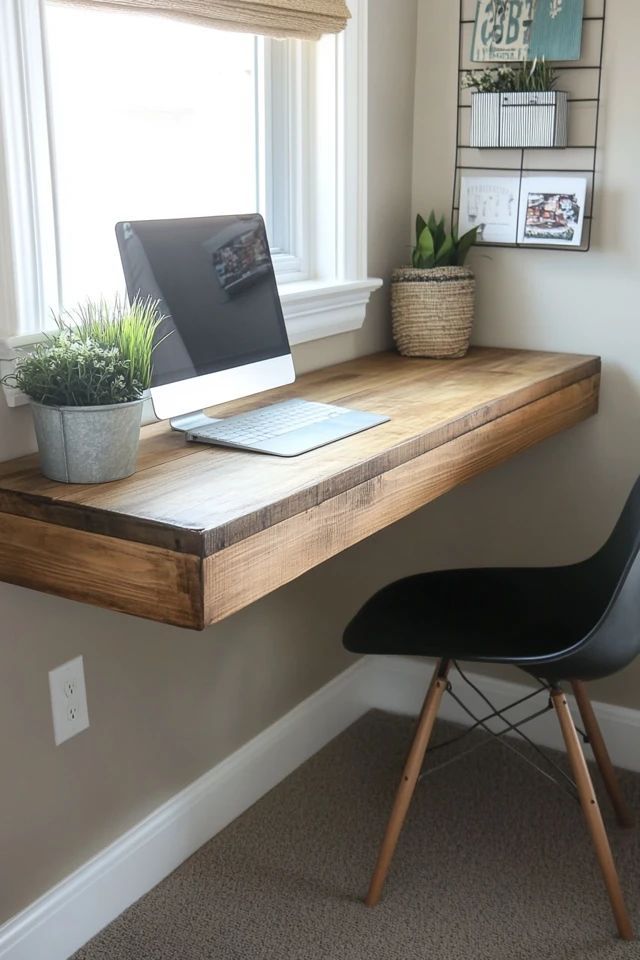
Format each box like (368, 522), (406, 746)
(0, 0), (60, 341)
(259, 38), (310, 281)
(0, 0), (380, 406)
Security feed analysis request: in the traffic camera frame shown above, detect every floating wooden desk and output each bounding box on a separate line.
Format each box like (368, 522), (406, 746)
(0, 347), (599, 630)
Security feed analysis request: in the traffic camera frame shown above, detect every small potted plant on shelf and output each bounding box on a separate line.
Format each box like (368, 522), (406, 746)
(391, 212), (478, 360)
(463, 59), (567, 149)
(4, 297), (163, 484)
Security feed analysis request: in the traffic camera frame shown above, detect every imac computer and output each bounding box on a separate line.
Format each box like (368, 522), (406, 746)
(116, 214), (388, 456)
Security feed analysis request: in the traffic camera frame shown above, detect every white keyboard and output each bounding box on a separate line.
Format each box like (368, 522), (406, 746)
(186, 398), (390, 457)
(197, 400), (343, 444)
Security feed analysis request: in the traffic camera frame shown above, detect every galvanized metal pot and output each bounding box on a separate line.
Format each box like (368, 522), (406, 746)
(30, 399), (143, 484)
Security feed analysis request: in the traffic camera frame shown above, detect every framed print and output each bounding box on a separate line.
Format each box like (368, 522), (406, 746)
(459, 176), (521, 244)
(517, 177), (587, 246)
(529, 0), (585, 61)
(471, 0), (535, 62)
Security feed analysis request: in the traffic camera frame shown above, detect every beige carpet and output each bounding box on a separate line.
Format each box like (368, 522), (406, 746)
(72, 710), (640, 960)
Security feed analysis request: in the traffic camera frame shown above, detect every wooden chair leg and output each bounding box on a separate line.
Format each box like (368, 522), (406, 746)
(551, 689), (634, 941)
(365, 659), (450, 907)
(570, 679), (634, 829)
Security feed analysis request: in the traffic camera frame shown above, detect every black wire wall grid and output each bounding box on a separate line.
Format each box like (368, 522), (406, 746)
(451, 0), (607, 252)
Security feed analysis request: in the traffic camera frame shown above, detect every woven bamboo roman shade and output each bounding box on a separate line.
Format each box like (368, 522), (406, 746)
(53, 0), (351, 39)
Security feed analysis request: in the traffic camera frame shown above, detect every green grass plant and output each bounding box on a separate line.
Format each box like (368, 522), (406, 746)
(463, 58), (559, 94)
(3, 296), (165, 406)
(63, 295), (163, 391)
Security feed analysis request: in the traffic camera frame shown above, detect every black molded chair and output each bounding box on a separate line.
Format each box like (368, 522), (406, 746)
(344, 476), (640, 940)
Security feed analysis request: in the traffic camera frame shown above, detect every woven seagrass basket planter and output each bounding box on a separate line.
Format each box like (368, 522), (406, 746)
(391, 265), (475, 359)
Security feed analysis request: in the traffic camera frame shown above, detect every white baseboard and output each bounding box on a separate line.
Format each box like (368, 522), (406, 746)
(0, 659), (373, 960)
(2, 655), (640, 960)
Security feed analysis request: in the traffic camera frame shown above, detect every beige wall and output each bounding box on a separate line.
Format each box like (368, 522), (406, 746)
(411, 0), (640, 700)
(0, 1), (417, 923)
(3, 0), (640, 927)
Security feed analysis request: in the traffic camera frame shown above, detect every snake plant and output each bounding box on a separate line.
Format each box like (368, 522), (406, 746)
(412, 212), (478, 269)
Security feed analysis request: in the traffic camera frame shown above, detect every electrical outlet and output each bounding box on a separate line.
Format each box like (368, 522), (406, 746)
(49, 656), (89, 745)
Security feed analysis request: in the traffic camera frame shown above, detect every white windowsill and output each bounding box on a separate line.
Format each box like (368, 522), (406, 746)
(0, 277), (383, 408)
(280, 277), (382, 344)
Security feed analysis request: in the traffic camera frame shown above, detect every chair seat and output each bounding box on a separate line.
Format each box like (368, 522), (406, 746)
(343, 565), (601, 668)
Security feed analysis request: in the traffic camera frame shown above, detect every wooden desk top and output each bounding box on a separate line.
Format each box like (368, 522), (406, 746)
(0, 347), (600, 628)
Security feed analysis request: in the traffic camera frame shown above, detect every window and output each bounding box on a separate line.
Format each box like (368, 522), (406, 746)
(0, 0), (379, 362)
(45, 4), (263, 306)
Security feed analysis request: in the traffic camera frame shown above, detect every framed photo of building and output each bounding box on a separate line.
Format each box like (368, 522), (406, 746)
(517, 177), (587, 246)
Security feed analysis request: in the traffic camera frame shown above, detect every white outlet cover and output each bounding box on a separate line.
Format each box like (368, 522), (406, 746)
(48, 656), (90, 745)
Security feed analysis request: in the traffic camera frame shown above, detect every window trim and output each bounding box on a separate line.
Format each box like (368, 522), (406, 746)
(260, 38), (310, 282)
(0, 0), (380, 395)
(0, 0), (61, 337)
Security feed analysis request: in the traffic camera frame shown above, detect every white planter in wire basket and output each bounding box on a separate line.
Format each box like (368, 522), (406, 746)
(470, 91), (568, 149)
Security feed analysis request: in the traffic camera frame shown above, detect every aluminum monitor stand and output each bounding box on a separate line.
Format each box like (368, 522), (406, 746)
(170, 411), (221, 433)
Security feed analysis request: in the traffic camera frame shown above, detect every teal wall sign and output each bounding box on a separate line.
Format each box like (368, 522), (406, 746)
(528, 0), (585, 61)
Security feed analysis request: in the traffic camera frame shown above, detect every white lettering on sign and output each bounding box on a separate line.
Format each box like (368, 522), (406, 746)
(471, 0), (536, 62)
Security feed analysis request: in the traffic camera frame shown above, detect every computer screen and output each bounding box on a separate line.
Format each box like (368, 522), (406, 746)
(115, 214), (291, 390)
